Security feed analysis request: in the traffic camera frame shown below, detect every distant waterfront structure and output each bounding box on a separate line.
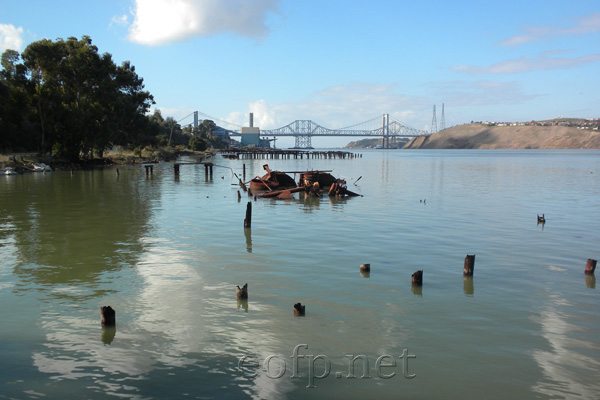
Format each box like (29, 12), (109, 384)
(440, 103), (446, 131)
(431, 105), (438, 134)
(241, 113), (270, 148)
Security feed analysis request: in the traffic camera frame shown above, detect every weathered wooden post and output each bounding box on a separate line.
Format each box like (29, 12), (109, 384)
(237, 190), (241, 201)
(464, 254), (475, 276)
(293, 303), (305, 316)
(174, 163), (180, 176)
(585, 259), (597, 275)
(244, 201), (252, 228)
(116, 168), (120, 177)
(412, 270), (423, 286)
(204, 163), (209, 179)
(145, 165), (150, 177)
(209, 164), (213, 179)
(243, 164), (246, 180)
(100, 306), (116, 326)
(360, 263), (370, 272)
(236, 283), (248, 299)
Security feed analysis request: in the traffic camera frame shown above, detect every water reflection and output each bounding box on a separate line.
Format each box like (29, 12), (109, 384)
(2, 169), (154, 286)
(101, 326), (116, 345)
(585, 274), (595, 289)
(463, 276), (474, 296)
(411, 285), (422, 296)
(237, 298), (249, 312)
(244, 227), (253, 253)
(531, 294), (600, 398)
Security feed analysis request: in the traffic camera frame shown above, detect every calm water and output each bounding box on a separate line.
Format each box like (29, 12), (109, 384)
(1, 150), (599, 399)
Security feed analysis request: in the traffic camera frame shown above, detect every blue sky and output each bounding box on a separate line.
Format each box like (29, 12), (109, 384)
(1, 0), (599, 147)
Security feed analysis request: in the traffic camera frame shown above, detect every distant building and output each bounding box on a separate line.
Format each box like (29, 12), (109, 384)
(240, 113), (270, 148)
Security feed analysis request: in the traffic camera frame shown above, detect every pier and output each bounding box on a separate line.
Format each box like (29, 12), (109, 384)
(220, 149), (361, 160)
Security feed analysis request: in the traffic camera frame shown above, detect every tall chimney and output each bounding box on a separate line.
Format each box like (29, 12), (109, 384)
(249, 113), (254, 128)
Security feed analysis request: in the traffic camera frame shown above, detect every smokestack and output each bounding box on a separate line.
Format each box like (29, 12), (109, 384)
(249, 113), (254, 128)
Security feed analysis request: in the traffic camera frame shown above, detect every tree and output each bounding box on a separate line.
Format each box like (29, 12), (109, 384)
(13, 36), (155, 160)
(188, 135), (207, 151)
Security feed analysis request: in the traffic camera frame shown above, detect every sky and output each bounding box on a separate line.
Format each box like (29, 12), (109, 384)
(1, 0), (599, 147)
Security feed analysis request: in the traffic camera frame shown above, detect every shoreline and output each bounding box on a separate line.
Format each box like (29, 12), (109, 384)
(0, 149), (213, 172)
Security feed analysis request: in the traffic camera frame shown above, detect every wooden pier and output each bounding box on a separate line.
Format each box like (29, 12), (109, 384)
(220, 149), (361, 160)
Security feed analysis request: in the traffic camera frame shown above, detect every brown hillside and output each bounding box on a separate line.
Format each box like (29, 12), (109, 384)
(403, 124), (600, 149)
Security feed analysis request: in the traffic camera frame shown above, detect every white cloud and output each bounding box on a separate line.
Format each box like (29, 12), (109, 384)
(451, 52), (600, 74)
(110, 14), (129, 28)
(498, 12), (600, 46)
(0, 24), (24, 52)
(127, 0), (279, 46)
(223, 83), (431, 132)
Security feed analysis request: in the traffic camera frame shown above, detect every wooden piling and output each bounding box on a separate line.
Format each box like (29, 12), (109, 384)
(585, 258), (597, 275)
(464, 254), (475, 276)
(412, 270), (423, 286)
(174, 163), (180, 176)
(293, 303), (305, 316)
(100, 306), (116, 326)
(236, 283), (248, 299)
(243, 164), (246, 180)
(244, 201), (252, 228)
(360, 263), (370, 272)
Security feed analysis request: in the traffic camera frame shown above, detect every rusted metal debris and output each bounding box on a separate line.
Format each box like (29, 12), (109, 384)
(246, 164), (297, 191)
(254, 168), (362, 199)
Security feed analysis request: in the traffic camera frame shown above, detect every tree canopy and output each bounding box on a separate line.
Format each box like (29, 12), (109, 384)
(1, 36), (156, 160)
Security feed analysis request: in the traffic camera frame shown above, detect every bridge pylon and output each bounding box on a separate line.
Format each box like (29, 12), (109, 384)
(294, 135), (312, 149)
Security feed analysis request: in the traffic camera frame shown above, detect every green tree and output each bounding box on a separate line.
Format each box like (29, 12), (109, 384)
(188, 135), (207, 151)
(15, 36), (155, 160)
(0, 49), (36, 151)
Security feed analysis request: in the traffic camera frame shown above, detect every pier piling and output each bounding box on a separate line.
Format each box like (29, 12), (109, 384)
(412, 270), (423, 286)
(585, 259), (597, 275)
(244, 201), (252, 228)
(100, 306), (116, 326)
(464, 255), (475, 276)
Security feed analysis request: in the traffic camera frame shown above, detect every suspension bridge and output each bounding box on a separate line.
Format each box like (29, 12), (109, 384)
(181, 111), (430, 149)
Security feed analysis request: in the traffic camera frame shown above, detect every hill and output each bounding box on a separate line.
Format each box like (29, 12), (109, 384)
(345, 137), (409, 149)
(403, 124), (600, 149)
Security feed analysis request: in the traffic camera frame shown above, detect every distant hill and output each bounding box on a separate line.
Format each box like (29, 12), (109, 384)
(345, 137), (409, 149)
(403, 124), (600, 149)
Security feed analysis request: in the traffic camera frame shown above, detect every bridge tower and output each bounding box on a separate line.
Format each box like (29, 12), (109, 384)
(193, 111), (199, 130)
(440, 103), (446, 131)
(294, 135), (312, 148)
(381, 114), (390, 149)
(431, 105), (438, 134)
